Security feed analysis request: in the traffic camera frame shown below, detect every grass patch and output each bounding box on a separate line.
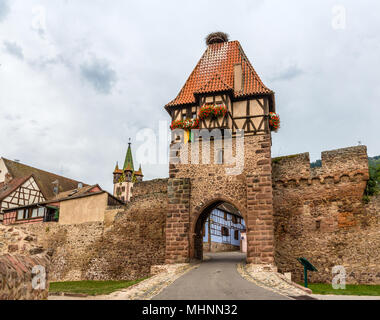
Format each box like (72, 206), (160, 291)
(49, 278), (148, 296)
(305, 283), (380, 296)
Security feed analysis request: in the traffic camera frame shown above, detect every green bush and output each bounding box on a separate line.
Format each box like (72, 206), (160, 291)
(364, 161), (380, 198)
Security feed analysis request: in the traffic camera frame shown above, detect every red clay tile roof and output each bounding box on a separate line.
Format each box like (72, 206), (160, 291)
(2, 158), (87, 200)
(0, 175), (32, 201)
(166, 41), (273, 107)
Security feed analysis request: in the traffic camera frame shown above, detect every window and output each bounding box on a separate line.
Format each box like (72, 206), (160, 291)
(17, 209), (24, 220)
(31, 208), (38, 218)
(116, 187), (121, 194)
(232, 215), (237, 224)
(38, 207), (45, 217)
(122, 186), (125, 192)
(224, 212), (227, 220)
(234, 230), (239, 240)
(221, 226), (229, 236)
(316, 220), (321, 230)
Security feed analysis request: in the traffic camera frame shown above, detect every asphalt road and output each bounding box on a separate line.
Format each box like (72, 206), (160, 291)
(153, 251), (290, 300)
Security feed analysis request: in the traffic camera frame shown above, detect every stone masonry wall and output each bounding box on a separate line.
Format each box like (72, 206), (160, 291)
(203, 241), (240, 253)
(12, 179), (168, 281)
(165, 178), (191, 264)
(16, 222), (104, 281)
(272, 146), (380, 284)
(168, 133), (275, 265)
(83, 180), (168, 280)
(0, 225), (50, 300)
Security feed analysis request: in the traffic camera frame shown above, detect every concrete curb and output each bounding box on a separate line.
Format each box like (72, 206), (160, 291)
(49, 292), (89, 297)
(238, 263), (314, 299)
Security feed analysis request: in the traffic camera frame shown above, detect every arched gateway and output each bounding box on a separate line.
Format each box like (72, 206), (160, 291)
(193, 199), (246, 260)
(164, 33), (277, 268)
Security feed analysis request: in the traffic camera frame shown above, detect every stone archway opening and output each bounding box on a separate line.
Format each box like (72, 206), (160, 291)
(193, 201), (247, 261)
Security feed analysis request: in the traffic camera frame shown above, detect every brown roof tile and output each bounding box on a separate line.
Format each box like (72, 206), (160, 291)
(166, 41), (273, 107)
(0, 175), (31, 201)
(2, 158), (87, 200)
(51, 184), (101, 201)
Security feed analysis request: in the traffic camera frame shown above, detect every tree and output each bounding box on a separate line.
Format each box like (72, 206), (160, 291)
(364, 161), (380, 202)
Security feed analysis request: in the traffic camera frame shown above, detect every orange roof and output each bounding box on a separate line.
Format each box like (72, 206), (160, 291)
(113, 162), (123, 174)
(166, 40), (273, 107)
(134, 165), (143, 176)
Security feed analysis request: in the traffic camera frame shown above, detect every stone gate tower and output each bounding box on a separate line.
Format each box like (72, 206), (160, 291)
(164, 33), (278, 267)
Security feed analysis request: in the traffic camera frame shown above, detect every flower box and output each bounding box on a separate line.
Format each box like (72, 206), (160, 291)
(269, 112), (280, 131)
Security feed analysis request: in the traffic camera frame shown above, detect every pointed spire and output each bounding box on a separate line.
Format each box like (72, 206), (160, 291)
(135, 164), (143, 176)
(123, 138), (134, 172)
(113, 161), (122, 174)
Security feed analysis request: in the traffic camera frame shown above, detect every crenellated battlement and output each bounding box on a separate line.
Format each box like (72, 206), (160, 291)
(272, 145), (369, 187)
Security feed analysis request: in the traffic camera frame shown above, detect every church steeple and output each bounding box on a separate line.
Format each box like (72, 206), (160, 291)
(123, 140), (134, 172)
(112, 139), (143, 202)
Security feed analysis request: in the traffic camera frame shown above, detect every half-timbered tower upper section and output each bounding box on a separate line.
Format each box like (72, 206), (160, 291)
(165, 35), (276, 135)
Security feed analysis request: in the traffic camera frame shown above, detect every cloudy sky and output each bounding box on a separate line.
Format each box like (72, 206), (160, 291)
(0, 0), (379, 192)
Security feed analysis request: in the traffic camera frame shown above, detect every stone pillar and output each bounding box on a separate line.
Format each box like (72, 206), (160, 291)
(246, 134), (275, 266)
(165, 178), (191, 264)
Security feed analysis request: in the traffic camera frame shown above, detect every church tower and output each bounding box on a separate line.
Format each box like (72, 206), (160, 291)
(164, 32), (279, 265)
(113, 141), (143, 202)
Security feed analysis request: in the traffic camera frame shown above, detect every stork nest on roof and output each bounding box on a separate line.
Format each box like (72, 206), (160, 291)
(205, 32), (229, 45)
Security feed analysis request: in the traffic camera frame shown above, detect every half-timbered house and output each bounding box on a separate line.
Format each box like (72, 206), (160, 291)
(0, 175), (45, 217)
(0, 157), (86, 222)
(2, 184), (123, 225)
(203, 203), (246, 252)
